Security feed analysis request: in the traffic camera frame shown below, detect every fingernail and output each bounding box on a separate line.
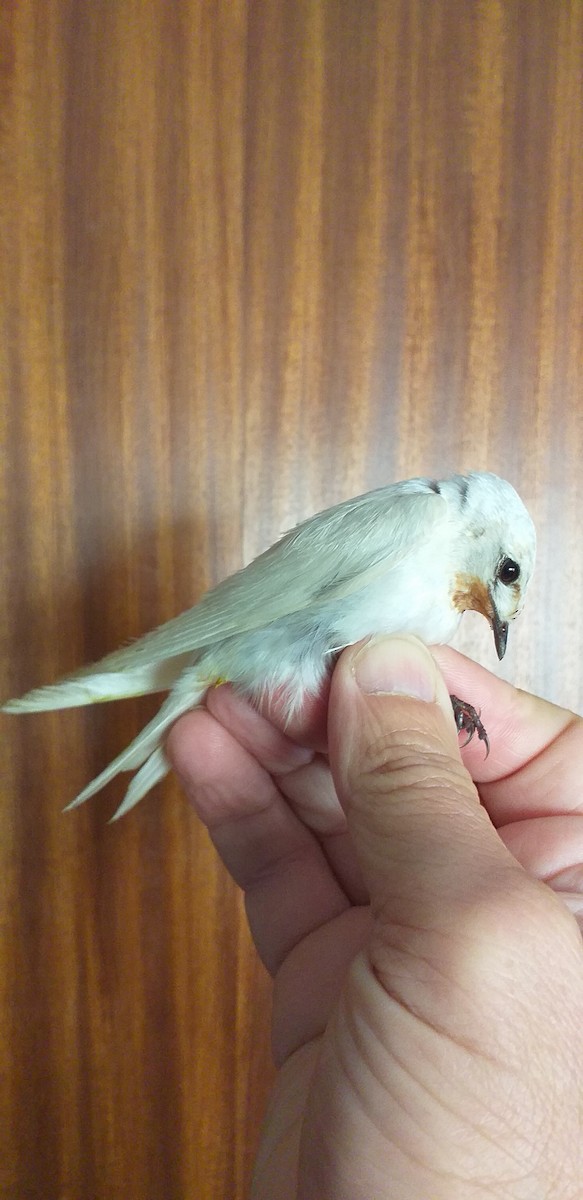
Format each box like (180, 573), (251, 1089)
(353, 635), (437, 702)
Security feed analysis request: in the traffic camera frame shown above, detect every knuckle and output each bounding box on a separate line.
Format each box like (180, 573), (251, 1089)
(352, 724), (471, 802)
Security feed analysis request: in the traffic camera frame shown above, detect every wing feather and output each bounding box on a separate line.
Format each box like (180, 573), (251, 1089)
(82, 482), (444, 672)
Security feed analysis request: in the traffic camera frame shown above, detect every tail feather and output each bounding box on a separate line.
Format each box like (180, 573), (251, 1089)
(2, 654), (195, 714)
(109, 748), (170, 822)
(63, 665), (209, 812)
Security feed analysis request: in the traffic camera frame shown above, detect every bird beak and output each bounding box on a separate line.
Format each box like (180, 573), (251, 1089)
(452, 575), (511, 660)
(489, 592), (508, 660)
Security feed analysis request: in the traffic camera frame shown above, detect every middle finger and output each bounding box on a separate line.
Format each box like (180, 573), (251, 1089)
(206, 685), (367, 901)
(167, 705), (350, 975)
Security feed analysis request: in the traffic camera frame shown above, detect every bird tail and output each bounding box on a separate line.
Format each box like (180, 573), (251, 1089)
(1, 654), (194, 714)
(63, 664), (210, 820)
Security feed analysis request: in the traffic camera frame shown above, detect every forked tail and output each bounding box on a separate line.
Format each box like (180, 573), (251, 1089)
(61, 664), (210, 820)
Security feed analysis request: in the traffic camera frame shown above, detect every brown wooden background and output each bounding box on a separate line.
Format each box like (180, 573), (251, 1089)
(1, 2), (582, 1197)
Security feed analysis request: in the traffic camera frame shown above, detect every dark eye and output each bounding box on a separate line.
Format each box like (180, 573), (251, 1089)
(498, 557), (520, 585)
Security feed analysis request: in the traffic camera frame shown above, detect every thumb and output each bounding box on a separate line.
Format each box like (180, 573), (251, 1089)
(329, 634), (521, 927)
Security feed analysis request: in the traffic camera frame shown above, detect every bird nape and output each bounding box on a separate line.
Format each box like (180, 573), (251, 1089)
(2, 471), (536, 819)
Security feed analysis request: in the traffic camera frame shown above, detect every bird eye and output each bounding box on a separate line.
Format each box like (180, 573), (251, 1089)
(498, 558), (520, 585)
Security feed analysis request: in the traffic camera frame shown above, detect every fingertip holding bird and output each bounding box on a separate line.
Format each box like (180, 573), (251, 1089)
(347, 634), (459, 737)
(351, 634), (439, 703)
(331, 634), (464, 770)
(346, 636), (493, 762)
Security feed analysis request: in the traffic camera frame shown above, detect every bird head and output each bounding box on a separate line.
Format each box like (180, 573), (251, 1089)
(441, 472), (536, 660)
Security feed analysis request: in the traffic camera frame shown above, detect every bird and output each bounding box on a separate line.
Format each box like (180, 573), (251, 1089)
(3, 471), (536, 820)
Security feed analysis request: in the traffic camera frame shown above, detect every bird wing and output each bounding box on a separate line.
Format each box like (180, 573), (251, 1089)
(83, 483), (446, 672)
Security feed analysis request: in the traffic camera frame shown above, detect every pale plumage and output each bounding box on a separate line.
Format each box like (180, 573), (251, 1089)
(2, 471), (536, 819)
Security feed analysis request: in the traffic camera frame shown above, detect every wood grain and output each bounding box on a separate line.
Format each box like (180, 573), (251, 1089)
(1, 2), (582, 1196)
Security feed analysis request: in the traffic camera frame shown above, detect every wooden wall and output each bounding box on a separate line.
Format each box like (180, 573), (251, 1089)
(1, 2), (582, 1196)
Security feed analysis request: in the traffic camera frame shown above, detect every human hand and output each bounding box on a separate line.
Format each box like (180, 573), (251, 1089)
(167, 636), (583, 1199)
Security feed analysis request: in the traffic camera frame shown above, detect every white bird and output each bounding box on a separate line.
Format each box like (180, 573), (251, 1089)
(3, 471), (536, 820)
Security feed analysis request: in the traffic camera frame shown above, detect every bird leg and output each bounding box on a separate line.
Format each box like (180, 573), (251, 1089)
(450, 695), (490, 757)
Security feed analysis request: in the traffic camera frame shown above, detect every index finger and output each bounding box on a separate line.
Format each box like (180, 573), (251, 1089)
(431, 646), (583, 825)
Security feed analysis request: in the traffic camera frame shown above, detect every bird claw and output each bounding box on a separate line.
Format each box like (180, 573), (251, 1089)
(450, 694), (490, 757)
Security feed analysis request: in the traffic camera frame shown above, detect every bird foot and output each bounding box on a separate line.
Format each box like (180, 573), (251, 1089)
(450, 695), (489, 757)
